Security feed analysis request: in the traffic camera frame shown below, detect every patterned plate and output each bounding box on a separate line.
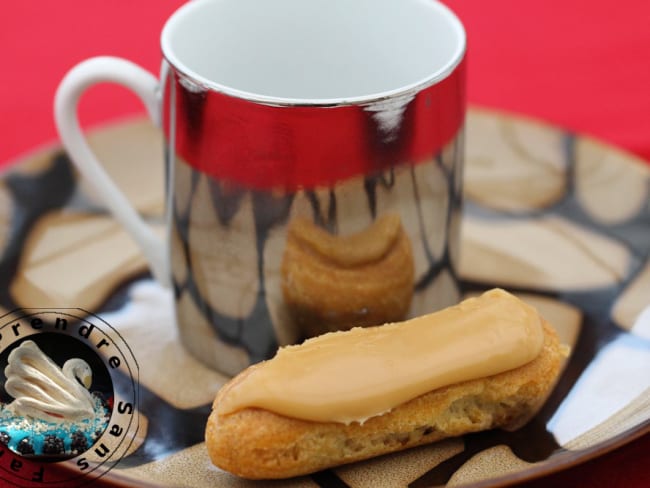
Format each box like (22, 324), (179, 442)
(0, 108), (648, 487)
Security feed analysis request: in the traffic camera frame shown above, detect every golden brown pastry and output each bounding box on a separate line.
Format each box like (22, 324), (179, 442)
(281, 213), (414, 336)
(205, 290), (565, 479)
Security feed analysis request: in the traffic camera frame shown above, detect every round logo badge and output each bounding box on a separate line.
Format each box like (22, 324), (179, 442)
(0, 309), (138, 487)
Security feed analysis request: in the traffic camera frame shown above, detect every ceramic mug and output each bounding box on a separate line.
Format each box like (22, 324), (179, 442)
(55, 0), (466, 376)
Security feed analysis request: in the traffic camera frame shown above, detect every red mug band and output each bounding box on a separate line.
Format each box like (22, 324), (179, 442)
(163, 58), (465, 191)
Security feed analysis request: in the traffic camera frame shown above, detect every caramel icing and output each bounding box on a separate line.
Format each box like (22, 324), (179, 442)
(287, 213), (403, 267)
(216, 289), (544, 424)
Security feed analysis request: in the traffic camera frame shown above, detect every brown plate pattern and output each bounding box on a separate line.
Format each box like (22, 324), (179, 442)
(0, 108), (648, 487)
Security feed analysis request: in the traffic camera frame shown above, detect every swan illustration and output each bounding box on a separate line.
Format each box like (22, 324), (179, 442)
(4, 340), (95, 422)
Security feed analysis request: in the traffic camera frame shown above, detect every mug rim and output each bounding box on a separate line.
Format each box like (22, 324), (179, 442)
(160, 0), (466, 107)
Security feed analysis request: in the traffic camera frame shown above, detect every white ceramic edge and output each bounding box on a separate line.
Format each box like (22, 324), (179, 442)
(53, 57), (171, 287)
(160, 0), (467, 106)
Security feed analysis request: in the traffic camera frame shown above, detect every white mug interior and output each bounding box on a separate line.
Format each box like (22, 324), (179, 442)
(161, 0), (465, 104)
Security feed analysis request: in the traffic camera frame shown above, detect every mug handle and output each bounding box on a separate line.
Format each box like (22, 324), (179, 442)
(54, 56), (170, 287)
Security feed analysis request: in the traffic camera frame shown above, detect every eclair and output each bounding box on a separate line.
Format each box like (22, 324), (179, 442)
(205, 289), (565, 479)
(281, 213), (414, 336)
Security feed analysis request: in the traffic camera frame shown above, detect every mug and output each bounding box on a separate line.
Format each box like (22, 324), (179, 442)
(55, 0), (466, 376)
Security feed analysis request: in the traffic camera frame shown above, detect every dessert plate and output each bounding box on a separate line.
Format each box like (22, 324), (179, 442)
(0, 108), (648, 487)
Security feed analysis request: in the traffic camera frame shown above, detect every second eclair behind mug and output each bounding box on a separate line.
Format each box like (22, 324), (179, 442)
(55, 0), (467, 376)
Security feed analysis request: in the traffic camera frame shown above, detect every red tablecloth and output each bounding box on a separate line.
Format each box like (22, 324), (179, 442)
(1, 1), (649, 487)
(2, 0), (649, 165)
